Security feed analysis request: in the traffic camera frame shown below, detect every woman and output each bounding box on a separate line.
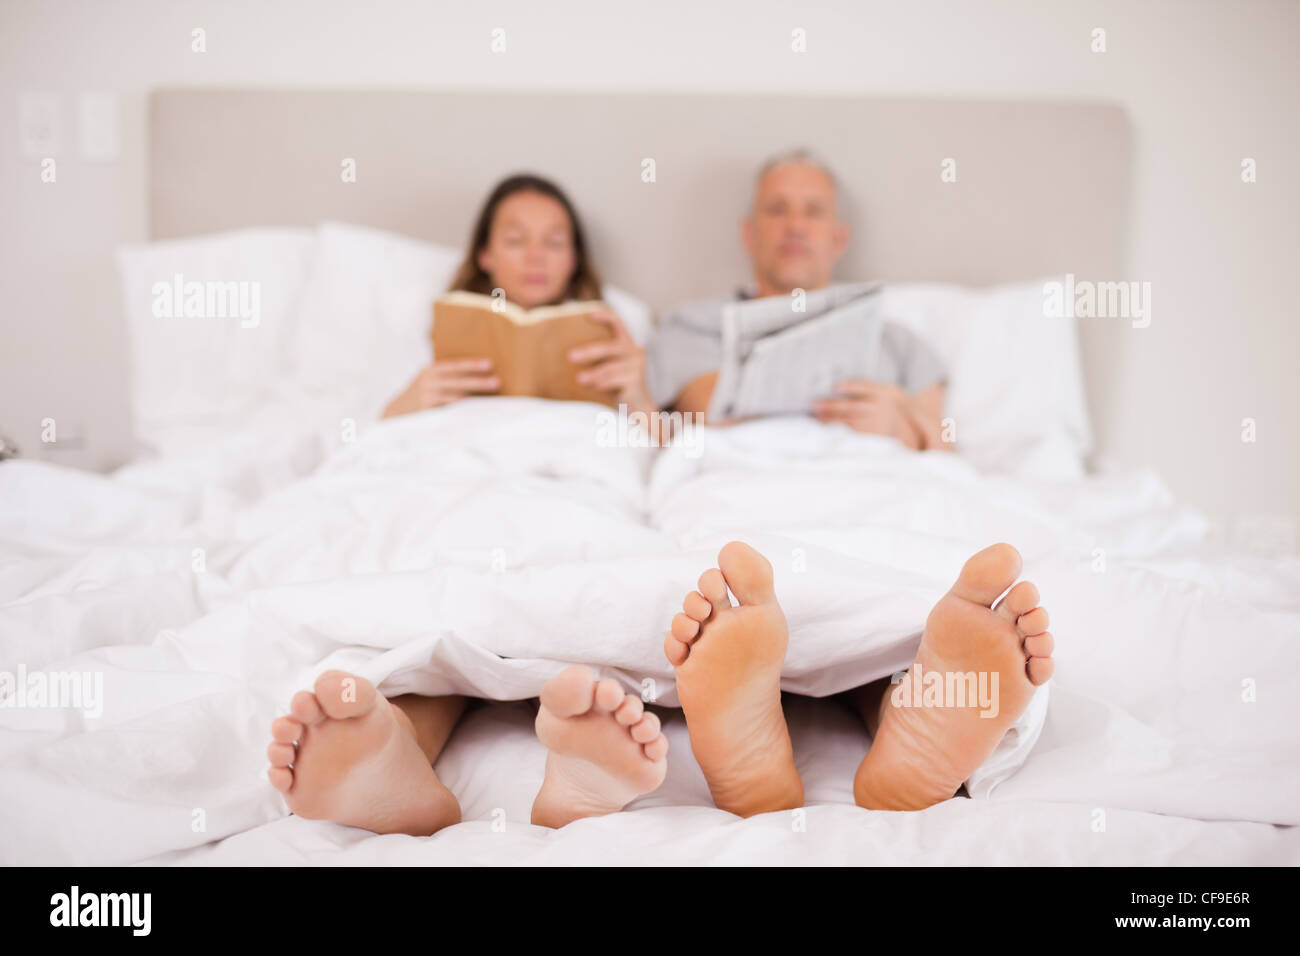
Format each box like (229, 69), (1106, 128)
(382, 174), (657, 421)
(266, 176), (670, 836)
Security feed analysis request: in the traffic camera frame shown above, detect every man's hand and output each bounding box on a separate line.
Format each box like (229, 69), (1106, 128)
(382, 358), (500, 419)
(813, 380), (923, 448)
(568, 310), (653, 409)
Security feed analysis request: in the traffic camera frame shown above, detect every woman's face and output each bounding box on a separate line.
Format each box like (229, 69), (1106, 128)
(476, 190), (577, 309)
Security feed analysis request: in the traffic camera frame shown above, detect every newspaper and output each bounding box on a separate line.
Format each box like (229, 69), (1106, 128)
(707, 282), (885, 421)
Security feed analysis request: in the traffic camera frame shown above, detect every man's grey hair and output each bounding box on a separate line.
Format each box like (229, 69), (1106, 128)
(753, 149), (840, 210)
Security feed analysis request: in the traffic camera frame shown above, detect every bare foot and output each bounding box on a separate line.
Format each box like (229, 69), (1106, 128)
(665, 542), (804, 816)
(531, 666), (668, 828)
(265, 670), (460, 835)
(853, 543), (1055, 811)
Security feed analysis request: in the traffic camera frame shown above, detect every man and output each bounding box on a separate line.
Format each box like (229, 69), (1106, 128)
(649, 154), (1053, 816)
(648, 150), (952, 451)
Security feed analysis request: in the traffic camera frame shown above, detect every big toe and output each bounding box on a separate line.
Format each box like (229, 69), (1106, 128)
(717, 541), (776, 605)
(950, 542), (1022, 607)
(539, 665), (599, 718)
(313, 670), (379, 719)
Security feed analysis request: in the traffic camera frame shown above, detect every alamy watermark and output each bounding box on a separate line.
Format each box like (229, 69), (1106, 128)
(1043, 274), (1151, 329)
(151, 273), (261, 328)
(890, 663), (1000, 718)
(50, 886), (150, 936)
(0, 664), (103, 718)
(596, 404), (705, 458)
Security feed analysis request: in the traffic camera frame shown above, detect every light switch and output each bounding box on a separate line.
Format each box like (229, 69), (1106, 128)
(19, 92), (61, 158)
(78, 92), (119, 162)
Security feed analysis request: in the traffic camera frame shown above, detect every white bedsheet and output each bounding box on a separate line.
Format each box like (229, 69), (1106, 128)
(1, 399), (1297, 865)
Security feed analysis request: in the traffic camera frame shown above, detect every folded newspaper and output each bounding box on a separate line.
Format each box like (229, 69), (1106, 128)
(707, 281), (889, 421)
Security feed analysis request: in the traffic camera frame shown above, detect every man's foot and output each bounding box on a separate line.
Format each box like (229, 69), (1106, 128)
(531, 666), (669, 828)
(266, 670), (461, 835)
(853, 543), (1055, 811)
(665, 542), (804, 816)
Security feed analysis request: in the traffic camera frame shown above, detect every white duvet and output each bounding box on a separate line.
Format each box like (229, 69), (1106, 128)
(1, 398), (1297, 865)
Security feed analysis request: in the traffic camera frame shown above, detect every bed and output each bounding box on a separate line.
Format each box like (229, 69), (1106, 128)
(1, 91), (1296, 866)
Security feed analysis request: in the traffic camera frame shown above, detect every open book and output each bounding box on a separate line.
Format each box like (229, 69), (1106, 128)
(431, 292), (618, 407)
(707, 282), (888, 421)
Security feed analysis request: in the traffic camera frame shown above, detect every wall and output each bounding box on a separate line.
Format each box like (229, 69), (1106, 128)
(1, 0), (1296, 551)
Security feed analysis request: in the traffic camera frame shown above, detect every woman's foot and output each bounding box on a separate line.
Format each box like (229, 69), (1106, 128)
(853, 543), (1055, 811)
(665, 542), (804, 817)
(266, 670), (461, 836)
(532, 666), (669, 828)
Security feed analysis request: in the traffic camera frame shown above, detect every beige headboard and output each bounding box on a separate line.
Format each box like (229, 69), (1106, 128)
(150, 89), (1132, 438)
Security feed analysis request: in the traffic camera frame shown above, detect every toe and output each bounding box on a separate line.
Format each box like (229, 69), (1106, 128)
(951, 542), (1023, 607)
(1016, 606), (1049, 635)
(614, 695), (645, 726)
(593, 678), (625, 713)
(664, 632), (690, 666)
(671, 612), (700, 642)
(697, 568), (730, 613)
(270, 716), (303, 743)
(1024, 631), (1054, 659)
(314, 670), (377, 719)
(996, 580), (1040, 621)
(267, 766), (293, 792)
(629, 711), (661, 743)
(289, 691), (324, 725)
(540, 665), (598, 718)
(717, 541), (776, 605)
(1027, 656), (1055, 685)
(266, 742), (295, 766)
(643, 736), (669, 761)
(682, 591), (712, 622)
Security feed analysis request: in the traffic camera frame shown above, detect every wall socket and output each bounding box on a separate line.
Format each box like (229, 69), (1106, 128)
(17, 92), (120, 162)
(77, 92), (120, 162)
(19, 92), (61, 158)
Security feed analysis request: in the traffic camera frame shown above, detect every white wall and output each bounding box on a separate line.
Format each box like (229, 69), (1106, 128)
(2, 0), (1296, 552)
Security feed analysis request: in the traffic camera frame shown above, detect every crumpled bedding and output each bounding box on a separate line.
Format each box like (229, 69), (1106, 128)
(1, 398), (1296, 865)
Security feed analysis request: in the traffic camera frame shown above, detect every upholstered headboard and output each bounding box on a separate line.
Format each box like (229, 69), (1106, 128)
(149, 89), (1132, 438)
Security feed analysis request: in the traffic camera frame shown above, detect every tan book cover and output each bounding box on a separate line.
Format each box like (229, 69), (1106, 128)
(431, 292), (619, 407)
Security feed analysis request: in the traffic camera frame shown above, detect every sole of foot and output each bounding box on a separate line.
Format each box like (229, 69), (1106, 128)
(665, 541), (804, 817)
(531, 665), (668, 828)
(266, 670), (460, 836)
(853, 542), (1055, 811)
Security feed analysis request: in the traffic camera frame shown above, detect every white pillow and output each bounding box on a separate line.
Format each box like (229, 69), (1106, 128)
(878, 280), (1092, 478)
(117, 228), (318, 450)
(288, 222), (462, 414)
(600, 285), (652, 347)
(289, 221), (654, 418)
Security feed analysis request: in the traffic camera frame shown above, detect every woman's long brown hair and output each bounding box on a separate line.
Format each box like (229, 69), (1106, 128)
(448, 174), (603, 303)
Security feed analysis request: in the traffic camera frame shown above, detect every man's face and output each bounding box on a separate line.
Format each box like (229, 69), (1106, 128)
(743, 162), (849, 296)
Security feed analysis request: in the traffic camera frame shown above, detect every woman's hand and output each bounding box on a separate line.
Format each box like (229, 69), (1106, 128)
(567, 311), (653, 411)
(382, 358), (499, 419)
(813, 380), (923, 448)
